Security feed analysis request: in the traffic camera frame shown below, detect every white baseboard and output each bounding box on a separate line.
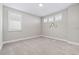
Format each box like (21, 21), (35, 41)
(3, 35), (79, 46)
(3, 35), (41, 44)
(41, 35), (79, 46)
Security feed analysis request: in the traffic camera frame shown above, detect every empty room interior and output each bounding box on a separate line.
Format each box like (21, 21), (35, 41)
(0, 3), (79, 55)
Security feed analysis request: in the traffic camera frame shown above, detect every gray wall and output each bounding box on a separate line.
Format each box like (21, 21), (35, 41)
(42, 4), (79, 43)
(3, 6), (41, 42)
(0, 4), (3, 49)
(68, 4), (79, 43)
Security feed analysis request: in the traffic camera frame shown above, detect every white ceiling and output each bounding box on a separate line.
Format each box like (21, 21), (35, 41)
(4, 3), (72, 17)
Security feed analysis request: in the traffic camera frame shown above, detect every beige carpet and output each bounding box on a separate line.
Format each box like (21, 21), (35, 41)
(0, 37), (79, 55)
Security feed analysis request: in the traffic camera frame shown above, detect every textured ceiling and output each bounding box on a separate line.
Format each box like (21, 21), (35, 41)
(4, 3), (72, 17)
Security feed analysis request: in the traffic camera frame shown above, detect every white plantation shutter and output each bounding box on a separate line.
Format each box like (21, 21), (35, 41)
(8, 11), (22, 31)
(55, 13), (62, 21)
(49, 16), (54, 22)
(44, 18), (48, 23)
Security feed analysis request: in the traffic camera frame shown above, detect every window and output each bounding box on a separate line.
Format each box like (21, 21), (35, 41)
(55, 13), (62, 21)
(44, 18), (48, 23)
(8, 11), (22, 31)
(49, 16), (54, 22)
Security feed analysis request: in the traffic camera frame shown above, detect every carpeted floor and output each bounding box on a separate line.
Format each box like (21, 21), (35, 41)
(0, 37), (79, 55)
